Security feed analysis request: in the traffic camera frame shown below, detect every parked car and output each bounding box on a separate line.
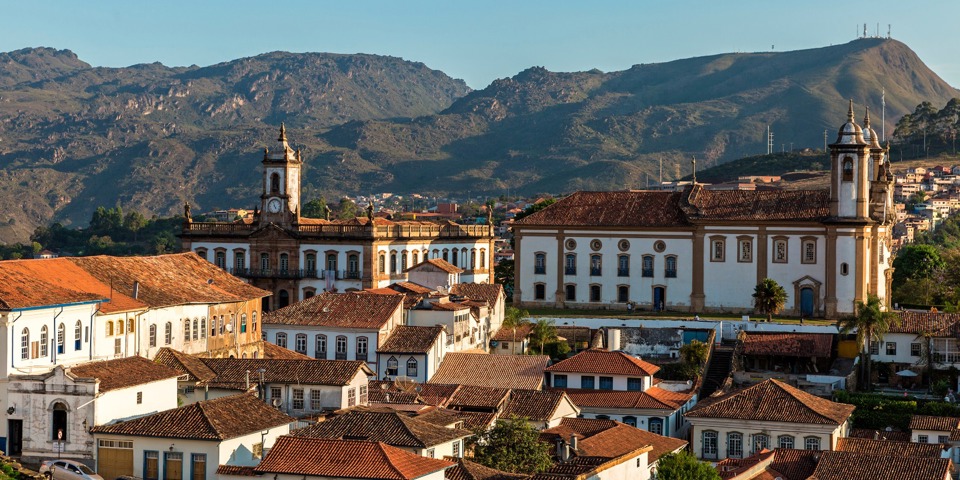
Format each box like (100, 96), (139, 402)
(39, 459), (104, 480)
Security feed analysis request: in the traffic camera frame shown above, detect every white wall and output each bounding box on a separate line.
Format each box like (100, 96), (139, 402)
(687, 418), (847, 460)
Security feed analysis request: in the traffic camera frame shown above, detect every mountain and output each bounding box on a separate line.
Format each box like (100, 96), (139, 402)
(0, 39), (957, 244)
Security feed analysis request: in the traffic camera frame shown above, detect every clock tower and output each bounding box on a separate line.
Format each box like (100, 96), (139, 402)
(260, 123), (302, 225)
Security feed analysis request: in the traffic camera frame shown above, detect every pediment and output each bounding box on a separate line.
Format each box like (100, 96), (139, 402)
(249, 222), (296, 240)
(793, 275), (822, 287)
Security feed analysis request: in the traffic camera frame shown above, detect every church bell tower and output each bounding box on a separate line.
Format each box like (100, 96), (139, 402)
(260, 124), (302, 225)
(829, 100), (872, 220)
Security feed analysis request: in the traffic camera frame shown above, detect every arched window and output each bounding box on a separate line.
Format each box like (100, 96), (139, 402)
(752, 434), (770, 454)
(52, 402), (68, 441)
(117, 319), (124, 335)
(148, 324), (157, 347)
(192, 319), (199, 340)
(127, 318), (134, 333)
(106, 321), (114, 336)
(379, 253), (386, 274)
(305, 253), (317, 274)
(480, 250), (486, 270)
(56, 323), (65, 354)
(195, 249), (208, 261)
(40, 325), (49, 357)
(534, 253), (546, 274)
(21, 328), (29, 360)
(219, 316), (225, 335)
(665, 255), (678, 278)
(201, 317), (207, 338)
(163, 322), (172, 345)
(357, 337), (368, 361)
(315, 334), (327, 359)
(565, 254), (577, 275)
(386, 356), (399, 376)
(279, 253), (289, 273)
(215, 251), (226, 269)
(390, 252), (397, 273)
(326, 253), (337, 272)
(348, 254), (359, 276)
(183, 319), (190, 342)
(702, 431), (719, 459)
(251, 312), (257, 332)
(276, 332), (288, 349)
(590, 254), (602, 276)
(406, 358), (418, 377)
(778, 435), (795, 449)
(451, 249), (458, 267)
(804, 436), (821, 450)
(727, 432), (743, 458)
(335, 335), (348, 360)
(400, 252), (407, 271)
(412, 251), (419, 266)
(470, 250), (476, 270)
(442, 249), (449, 262)
(618, 255), (629, 276)
(295, 334), (307, 354)
(270, 172), (280, 193)
(641, 255), (653, 277)
(74, 321), (82, 351)
(260, 253), (270, 272)
(648, 417), (663, 435)
(842, 158), (854, 181)
(622, 415), (637, 427)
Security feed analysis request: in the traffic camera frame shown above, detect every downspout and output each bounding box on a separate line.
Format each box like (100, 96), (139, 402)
(9, 311), (23, 370)
(134, 310), (146, 356)
(52, 307), (64, 363)
(88, 304), (101, 360)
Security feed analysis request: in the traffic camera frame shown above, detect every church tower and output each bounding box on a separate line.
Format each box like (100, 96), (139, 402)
(829, 100), (872, 219)
(260, 124), (302, 225)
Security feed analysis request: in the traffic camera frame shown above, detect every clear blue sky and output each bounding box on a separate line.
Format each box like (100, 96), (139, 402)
(3, 0), (958, 90)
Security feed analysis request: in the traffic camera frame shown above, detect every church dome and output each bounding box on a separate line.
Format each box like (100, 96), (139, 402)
(862, 107), (882, 149)
(835, 100), (866, 145)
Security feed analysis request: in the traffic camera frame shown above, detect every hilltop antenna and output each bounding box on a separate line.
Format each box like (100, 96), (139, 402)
(863, 23), (867, 39)
(766, 126), (774, 155)
(888, 24), (891, 39)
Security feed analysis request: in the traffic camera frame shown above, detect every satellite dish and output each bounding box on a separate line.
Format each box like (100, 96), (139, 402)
(225, 323), (233, 332)
(271, 398), (282, 408)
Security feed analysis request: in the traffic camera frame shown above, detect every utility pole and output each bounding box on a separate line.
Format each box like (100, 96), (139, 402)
(824, 129), (828, 152)
(691, 156), (697, 185)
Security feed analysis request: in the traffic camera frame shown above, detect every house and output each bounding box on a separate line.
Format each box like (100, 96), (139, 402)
(544, 349), (697, 437)
(289, 407), (472, 458)
(909, 415), (960, 467)
(490, 324), (532, 355)
(91, 393), (293, 480)
(734, 332), (852, 395)
(181, 126), (495, 310)
(220, 436), (454, 480)
(263, 292), (405, 369)
(806, 451), (951, 480)
(512, 104), (895, 316)
(443, 457), (525, 480)
(408, 296), (489, 353)
(685, 379), (855, 460)
(869, 312), (960, 382)
(715, 445), (951, 480)
(429, 352), (549, 390)
(376, 325), (446, 383)
(450, 283), (506, 334)
(154, 349), (374, 414)
(405, 258), (463, 290)
(500, 389), (580, 429)
(5, 356), (180, 464)
(541, 418), (687, 480)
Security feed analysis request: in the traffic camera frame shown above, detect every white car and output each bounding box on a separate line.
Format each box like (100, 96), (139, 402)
(39, 460), (104, 480)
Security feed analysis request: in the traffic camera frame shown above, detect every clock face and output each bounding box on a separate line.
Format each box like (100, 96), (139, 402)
(267, 198), (282, 213)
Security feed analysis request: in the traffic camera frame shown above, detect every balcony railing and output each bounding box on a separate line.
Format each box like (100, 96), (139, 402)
(642, 269), (654, 277)
(565, 267), (577, 275)
(185, 221), (494, 240)
(665, 269), (677, 278)
(231, 268), (362, 281)
(534, 266), (546, 275)
(590, 267), (602, 276)
(618, 268), (630, 277)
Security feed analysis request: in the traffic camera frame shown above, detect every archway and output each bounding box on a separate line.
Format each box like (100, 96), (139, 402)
(52, 402), (68, 441)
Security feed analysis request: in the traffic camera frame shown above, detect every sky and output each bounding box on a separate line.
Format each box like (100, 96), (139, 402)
(3, 0), (959, 90)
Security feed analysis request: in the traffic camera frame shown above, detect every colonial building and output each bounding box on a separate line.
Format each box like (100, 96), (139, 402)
(512, 103), (895, 317)
(180, 125), (496, 311)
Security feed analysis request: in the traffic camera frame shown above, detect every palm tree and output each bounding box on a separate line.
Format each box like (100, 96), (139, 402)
(838, 294), (901, 391)
(752, 278), (787, 322)
(503, 306), (530, 329)
(529, 318), (558, 355)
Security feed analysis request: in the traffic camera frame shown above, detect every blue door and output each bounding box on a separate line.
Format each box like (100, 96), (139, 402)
(653, 287), (665, 311)
(800, 287), (815, 317)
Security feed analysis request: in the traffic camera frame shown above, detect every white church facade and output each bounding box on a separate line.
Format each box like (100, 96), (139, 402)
(512, 103), (895, 317)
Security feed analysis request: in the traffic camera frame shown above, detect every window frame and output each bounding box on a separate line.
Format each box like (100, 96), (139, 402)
(534, 283), (546, 300)
(801, 237), (817, 264)
(737, 236), (753, 263)
(641, 255), (654, 277)
(664, 255), (678, 278)
(702, 430), (719, 458)
(778, 435), (795, 449)
(589, 284), (602, 302)
(534, 252), (547, 275)
(709, 236), (726, 262)
(276, 332), (288, 349)
(315, 334), (328, 359)
(804, 436), (821, 451)
(772, 237), (789, 264)
(554, 374), (568, 388)
(727, 432), (744, 458)
(406, 357), (419, 377)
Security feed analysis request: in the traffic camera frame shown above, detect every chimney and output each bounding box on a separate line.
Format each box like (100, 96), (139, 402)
(556, 439), (564, 458)
(569, 434), (578, 452)
(133, 281), (140, 300)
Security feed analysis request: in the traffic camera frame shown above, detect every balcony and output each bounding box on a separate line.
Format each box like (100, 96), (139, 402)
(565, 266), (577, 275)
(618, 268), (630, 277)
(590, 267), (602, 276)
(534, 266), (546, 275)
(232, 268), (304, 279)
(665, 269), (677, 278)
(642, 269), (654, 278)
(344, 270), (361, 279)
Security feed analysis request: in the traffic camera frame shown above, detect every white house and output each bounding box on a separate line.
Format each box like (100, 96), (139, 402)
(500, 389), (581, 430)
(91, 392), (294, 480)
(376, 325), (446, 383)
(870, 312), (960, 379)
(511, 103), (896, 317)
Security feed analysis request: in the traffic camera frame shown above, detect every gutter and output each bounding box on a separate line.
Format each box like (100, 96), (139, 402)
(52, 307), (64, 363)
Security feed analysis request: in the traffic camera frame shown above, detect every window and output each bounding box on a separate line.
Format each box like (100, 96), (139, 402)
(128, 318), (134, 333)
(642, 255), (654, 277)
(727, 432), (743, 458)
(234, 252), (245, 271)
(357, 337), (368, 361)
(599, 376), (613, 390)
(773, 238), (788, 263)
(183, 320), (190, 342)
(251, 313), (256, 333)
(596, 415), (611, 420)
(480, 250), (486, 270)
(442, 249), (448, 262)
(778, 435), (794, 449)
(276, 332), (287, 349)
(336, 335), (348, 360)
(164, 322), (172, 345)
(565, 254), (576, 275)
(938, 435), (949, 444)
(649, 418), (664, 435)
(306, 253), (317, 274)
(310, 390), (323, 410)
(501, 342), (510, 350)
(752, 434), (769, 454)
(240, 314), (247, 333)
(195, 249), (207, 261)
(534, 283), (546, 300)
(617, 255), (629, 277)
(164, 452), (183, 480)
(144, 451), (159, 480)
(534, 253), (546, 274)
(192, 319), (199, 340)
(107, 321), (114, 336)
(565, 284), (576, 302)
(316, 335), (327, 359)
(840, 262), (849, 276)
(581, 376), (595, 389)
(918, 435), (929, 443)
(702, 431), (718, 458)
(117, 320), (124, 335)
(451, 249), (458, 267)
(842, 157), (853, 181)
(215, 251), (226, 269)
(137, 392), (143, 404)
(623, 416), (637, 427)
(426, 448), (435, 459)
(804, 436), (821, 450)
(407, 358), (418, 377)
(886, 342), (897, 355)
(201, 317), (207, 338)
(627, 378), (643, 391)
(390, 252), (398, 273)
(665, 255), (677, 278)
(40, 325), (49, 357)
(347, 387), (357, 407)
(589, 284), (601, 302)
(379, 253), (386, 274)
(348, 254), (359, 277)
(74, 321), (82, 351)
(270, 387), (282, 402)
(148, 325), (156, 348)
(252, 443), (263, 460)
(114, 338), (122, 355)
(279, 253), (289, 273)
(260, 253), (270, 272)
(554, 374), (568, 388)
(869, 341), (879, 355)
(452, 440), (461, 458)
(21, 328), (29, 360)
(219, 316), (225, 335)
(735, 238), (752, 262)
(618, 285), (629, 303)
(270, 172), (280, 193)
(292, 388), (304, 409)
(56, 323), (65, 354)
(911, 342), (922, 356)
(326, 253), (337, 273)
(191, 454), (206, 480)
(295, 334), (307, 354)
(386, 356), (399, 376)
(710, 238), (725, 262)
(590, 254), (602, 276)
(360, 384), (368, 404)
(802, 239), (817, 264)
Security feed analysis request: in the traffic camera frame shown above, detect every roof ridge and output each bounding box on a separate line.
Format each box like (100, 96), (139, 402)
(768, 379), (843, 424)
(195, 399), (227, 440)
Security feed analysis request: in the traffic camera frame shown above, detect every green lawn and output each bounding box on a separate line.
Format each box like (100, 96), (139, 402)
(521, 306), (837, 326)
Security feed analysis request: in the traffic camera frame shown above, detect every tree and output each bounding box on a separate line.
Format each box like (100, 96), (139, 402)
(529, 318), (558, 354)
(752, 278), (787, 322)
(892, 244), (945, 292)
(838, 294), (901, 390)
(337, 198), (358, 220)
(470, 416), (552, 474)
(302, 197), (328, 218)
(679, 340), (710, 379)
(123, 211), (147, 241)
(655, 451), (721, 480)
(495, 259), (514, 292)
(502, 306), (529, 329)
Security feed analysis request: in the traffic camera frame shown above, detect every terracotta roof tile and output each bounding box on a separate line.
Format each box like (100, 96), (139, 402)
(807, 451), (952, 480)
(412, 408), (464, 428)
(261, 341), (315, 359)
(255, 437), (453, 480)
(450, 283), (504, 306)
(154, 348), (218, 383)
(91, 393), (293, 440)
(368, 381), (422, 404)
(451, 411), (498, 430)
(0, 258), (119, 311)
(446, 385), (511, 410)
(501, 389), (570, 422)
(429, 353), (548, 390)
(835, 437), (944, 457)
(443, 458), (526, 480)
(742, 333), (834, 358)
(493, 324), (533, 341)
(766, 448), (820, 480)
(909, 415), (960, 432)
(291, 408), (471, 447)
(717, 449), (777, 479)
(892, 312), (960, 335)
(67, 356), (181, 392)
(546, 349), (660, 376)
(264, 292), (403, 329)
(556, 387), (689, 411)
(541, 418), (619, 441)
(216, 465), (256, 476)
(405, 258), (463, 274)
(196, 358), (372, 390)
(684, 188), (830, 222)
(847, 428), (912, 442)
(424, 300), (471, 312)
(685, 379), (854, 425)
(514, 191), (688, 228)
(393, 282), (437, 295)
(379, 326), (444, 353)
(541, 418), (685, 465)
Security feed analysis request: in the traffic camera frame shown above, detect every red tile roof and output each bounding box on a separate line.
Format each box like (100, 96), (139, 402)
(393, 282), (436, 295)
(291, 408), (471, 447)
(450, 283), (504, 306)
(261, 341), (314, 359)
(685, 379), (854, 425)
(501, 390), (573, 422)
(807, 451), (951, 480)
(741, 333), (833, 358)
(847, 428), (912, 442)
(540, 418), (619, 441)
(424, 300), (471, 312)
(541, 418), (685, 465)
(215, 465), (255, 476)
(446, 385), (511, 410)
(255, 437), (453, 480)
(91, 393), (294, 440)
(556, 387), (690, 411)
(892, 312), (960, 335)
(766, 448), (820, 480)
(379, 326), (444, 353)
(835, 437), (944, 457)
(545, 349), (659, 376)
(909, 415), (960, 432)
(405, 258), (463, 274)
(0, 258), (119, 311)
(683, 187), (830, 222)
(492, 324), (533, 342)
(68, 356), (181, 393)
(443, 458), (526, 480)
(265, 292), (403, 329)
(429, 353), (548, 390)
(154, 348), (218, 382)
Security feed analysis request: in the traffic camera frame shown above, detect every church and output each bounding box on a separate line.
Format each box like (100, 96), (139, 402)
(180, 125), (495, 311)
(512, 102), (895, 317)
